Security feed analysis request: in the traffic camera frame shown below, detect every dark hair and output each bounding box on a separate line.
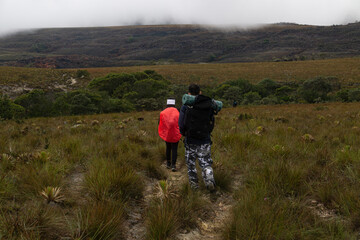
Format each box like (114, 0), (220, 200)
(188, 84), (200, 95)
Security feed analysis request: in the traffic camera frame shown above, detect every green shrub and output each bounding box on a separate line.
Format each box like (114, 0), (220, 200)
(88, 73), (137, 95)
(133, 72), (149, 81)
(54, 90), (102, 115)
(112, 82), (132, 98)
(336, 89), (350, 102)
(226, 79), (253, 94)
(169, 84), (188, 108)
(135, 98), (164, 111)
(131, 79), (170, 110)
(133, 79), (169, 99)
(70, 93), (98, 114)
(14, 90), (54, 117)
(213, 84), (231, 99)
(223, 86), (243, 104)
(275, 86), (295, 103)
(260, 95), (278, 105)
(257, 78), (280, 97)
(348, 88), (360, 102)
(101, 98), (134, 113)
(0, 94), (25, 119)
(76, 69), (90, 79)
(242, 91), (262, 105)
(123, 91), (139, 102)
(143, 70), (167, 81)
(299, 77), (332, 103)
(10, 102), (26, 119)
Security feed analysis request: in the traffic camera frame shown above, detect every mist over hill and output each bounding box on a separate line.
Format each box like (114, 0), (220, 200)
(0, 23), (359, 68)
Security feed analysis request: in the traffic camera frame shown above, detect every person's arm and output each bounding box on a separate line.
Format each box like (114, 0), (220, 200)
(178, 105), (187, 136)
(209, 112), (215, 133)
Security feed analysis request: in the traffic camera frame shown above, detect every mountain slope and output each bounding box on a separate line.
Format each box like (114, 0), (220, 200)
(0, 23), (360, 68)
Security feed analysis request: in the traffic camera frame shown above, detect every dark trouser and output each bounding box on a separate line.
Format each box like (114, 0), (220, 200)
(166, 141), (179, 167)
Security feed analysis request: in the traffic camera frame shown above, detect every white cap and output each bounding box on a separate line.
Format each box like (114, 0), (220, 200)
(167, 99), (175, 105)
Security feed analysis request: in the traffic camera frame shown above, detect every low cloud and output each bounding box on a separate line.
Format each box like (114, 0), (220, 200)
(0, 0), (359, 36)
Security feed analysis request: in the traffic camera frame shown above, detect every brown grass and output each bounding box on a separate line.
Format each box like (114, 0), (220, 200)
(0, 58), (359, 88)
(3, 102), (360, 238)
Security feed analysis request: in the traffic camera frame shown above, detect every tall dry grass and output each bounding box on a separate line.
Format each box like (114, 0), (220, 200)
(2, 102), (360, 238)
(1, 58), (360, 88)
(218, 103), (360, 239)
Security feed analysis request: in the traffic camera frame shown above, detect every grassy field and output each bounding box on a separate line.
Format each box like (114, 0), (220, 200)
(2, 102), (360, 239)
(1, 58), (360, 89)
(86, 57), (360, 86)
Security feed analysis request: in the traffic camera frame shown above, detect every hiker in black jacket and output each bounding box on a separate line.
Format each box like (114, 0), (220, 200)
(179, 84), (216, 191)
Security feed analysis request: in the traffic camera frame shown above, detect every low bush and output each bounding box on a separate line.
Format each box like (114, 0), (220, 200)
(298, 77), (332, 103)
(14, 90), (53, 117)
(0, 94), (25, 119)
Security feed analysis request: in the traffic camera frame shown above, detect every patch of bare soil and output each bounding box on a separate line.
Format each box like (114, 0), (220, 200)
(123, 177), (155, 240)
(176, 194), (234, 240)
(307, 199), (339, 220)
(63, 165), (87, 205)
(160, 162), (240, 240)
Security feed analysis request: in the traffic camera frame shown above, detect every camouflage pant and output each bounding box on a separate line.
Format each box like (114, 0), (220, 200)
(185, 143), (215, 189)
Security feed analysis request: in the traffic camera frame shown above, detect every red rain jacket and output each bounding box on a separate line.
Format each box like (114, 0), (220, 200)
(158, 107), (181, 143)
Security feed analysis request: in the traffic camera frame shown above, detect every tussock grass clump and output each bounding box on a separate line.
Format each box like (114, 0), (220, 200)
(0, 173), (16, 202)
(70, 201), (125, 240)
(212, 161), (233, 192)
(146, 181), (180, 240)
(85, 158), (144, 201)
(57, 137), (88, 164)
(0, 202), (65, 239)
(146, 181), (210, 239)
(15, 161), (65, 198)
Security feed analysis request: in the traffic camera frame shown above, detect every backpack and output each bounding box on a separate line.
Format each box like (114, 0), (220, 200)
(184, 95), (215, 140)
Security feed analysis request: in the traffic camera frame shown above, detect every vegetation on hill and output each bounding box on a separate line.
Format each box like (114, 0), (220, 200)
(1, 58), (360, 99)
(2, 68), (360, 120)
(0, 23), (360, 68)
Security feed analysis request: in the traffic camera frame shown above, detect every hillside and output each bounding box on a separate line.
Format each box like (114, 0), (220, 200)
(0, 23), (360, 68)
(1, 58), (360, 100)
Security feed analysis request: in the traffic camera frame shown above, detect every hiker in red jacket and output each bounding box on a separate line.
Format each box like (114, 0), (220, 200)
(158, 99), (182, 171)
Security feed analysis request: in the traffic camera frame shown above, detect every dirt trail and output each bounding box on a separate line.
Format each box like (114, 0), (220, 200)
(174, 167), (240, 240)
(176, 194), (234, 240)
(168, 164), (238, 240)
(64, 162), (238, 240)
(123, 177), (155, 240)
(124, 163), (239, 240)
(63, 165), (87, 205)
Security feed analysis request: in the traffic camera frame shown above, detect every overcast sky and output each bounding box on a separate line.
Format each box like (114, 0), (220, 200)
(1, 0), (360, 36)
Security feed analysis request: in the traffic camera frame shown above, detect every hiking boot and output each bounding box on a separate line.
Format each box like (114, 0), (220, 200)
(171, 165), (176, 172)
(166, 162), (171, 169)
(206, 182), (216, 193)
